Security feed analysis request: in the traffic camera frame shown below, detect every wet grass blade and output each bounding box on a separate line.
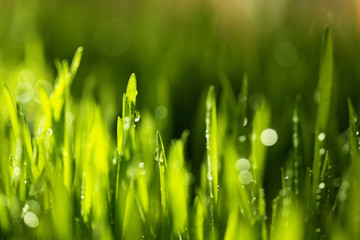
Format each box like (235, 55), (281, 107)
(2, 83), (19, 136)
(155, 131), (168, 215)
(312, 26), (333, 195)
(205, 86), (219, 236)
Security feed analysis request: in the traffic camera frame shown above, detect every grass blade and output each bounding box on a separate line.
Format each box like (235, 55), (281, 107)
(312, 26), (333, 195)
(205, 86), (218, 236)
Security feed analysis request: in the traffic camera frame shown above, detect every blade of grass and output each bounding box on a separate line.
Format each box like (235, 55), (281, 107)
(155, 131), (168, 215)
(205, 86), (218, 235)
(312, 26), (333, 196)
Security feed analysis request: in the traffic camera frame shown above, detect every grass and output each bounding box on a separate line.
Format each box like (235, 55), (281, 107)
(0, 26), (359, 240)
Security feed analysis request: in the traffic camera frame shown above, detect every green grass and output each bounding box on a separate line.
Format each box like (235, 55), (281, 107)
(0, 26), (359, 240)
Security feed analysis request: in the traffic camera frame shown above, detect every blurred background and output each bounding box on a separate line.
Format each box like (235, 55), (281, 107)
(1, 0), (360, 199)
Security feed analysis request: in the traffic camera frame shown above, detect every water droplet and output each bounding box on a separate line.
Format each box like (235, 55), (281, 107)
(315, 228), (321, 233)
(238, 135), (246, 142)
(205, 129), (209, 139)
(238, 171), (253, 185)
(139, 162), (145, 169)
(13, 167), (21, 177)
(155, 106), (168, 119)
(319, 182), (325, 189)
(46, 128), (53, 136)
(81, 195), (84, 200)
(236, 158), (250, 172)
(316, 195), (321, 200)
(134, 110), (141, 122)
(318, 132), (326, 141)
(23, 211), (39, 228)
(207, 172), (213, 181)
(260, 128), (278, 146)
(319, 148), (326, 155)
(242, 117), (248, 126)
(285, 176), (289, 180)
(154, 148), (160, 161)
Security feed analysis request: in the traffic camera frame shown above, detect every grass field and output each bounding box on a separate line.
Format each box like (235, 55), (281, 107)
(1, 0), (360, 239)
(0, 25), (360, 239)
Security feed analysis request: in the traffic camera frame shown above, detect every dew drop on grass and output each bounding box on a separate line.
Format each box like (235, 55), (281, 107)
(238, 135), (246, 142)
(235, 158), (250, 172)
(319, 182), (325, 189)
(134, 110), (141, 122)
(205, 129), (209, 139)
(318, 132), (326, 141)
(139, 162), (145, 168)
(23, 211), (39, 228)
(13, 167), (21, 177)
(242, 117), (248, 126)
(46, 128), (53, 136)
(238, 171), (253, 185)
(260, 128), (278, 146)
(319, 148), (326, 155)
(207, 172), (213, 181)
(315, 228), (321, 233)
(154, 148), (160, 161)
